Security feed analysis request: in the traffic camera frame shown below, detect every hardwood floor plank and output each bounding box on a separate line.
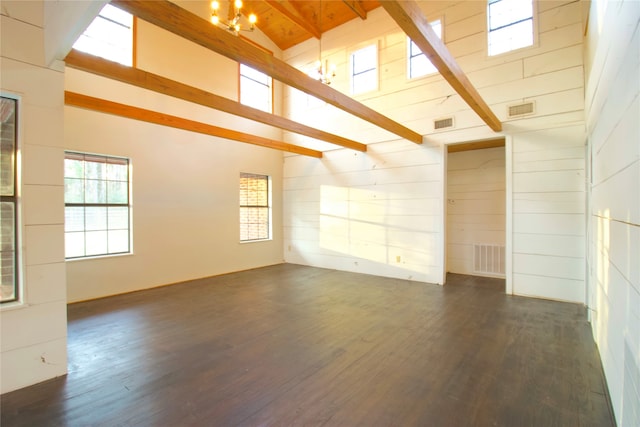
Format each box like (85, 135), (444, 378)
(1, 265), (614, 426)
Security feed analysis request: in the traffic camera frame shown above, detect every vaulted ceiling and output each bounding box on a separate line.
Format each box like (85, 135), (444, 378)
(241, 0), (381, 50)
(65, 0), (501, 158)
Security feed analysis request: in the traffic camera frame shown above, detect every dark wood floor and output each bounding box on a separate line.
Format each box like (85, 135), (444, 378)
(1, 264), (614, 426)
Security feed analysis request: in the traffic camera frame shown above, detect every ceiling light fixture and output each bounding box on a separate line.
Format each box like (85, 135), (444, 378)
(309, 0), (336, 85)
(211, 0), (256, 34)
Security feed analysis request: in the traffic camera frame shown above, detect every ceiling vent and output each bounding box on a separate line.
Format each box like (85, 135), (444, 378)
(434, 117), (454, 130)
(507, 101), (535, 118)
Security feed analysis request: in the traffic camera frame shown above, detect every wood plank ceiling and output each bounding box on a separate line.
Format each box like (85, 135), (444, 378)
(242, 1), (381, 50)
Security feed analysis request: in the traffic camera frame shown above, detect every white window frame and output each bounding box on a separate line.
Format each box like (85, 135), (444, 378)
(239, 64), (273, 113)
(350, 43), (379, 95)
(1, 94), (21, 306)
(239, 172), (272, 242)
(72, 4), (134, 66)
(407, 18), (443, 79)
(487, 0), (535, 57)
(64, 151), (132, 260)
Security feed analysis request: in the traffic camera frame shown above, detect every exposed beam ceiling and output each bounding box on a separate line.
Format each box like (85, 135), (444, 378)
(264, 0), (321, 39)
(65, 91), (322, 157)
(65, 49), (366, 152)
(343, 1), (367, 20)
(381, 0), (502, 132)
(111, 0), (423, 145)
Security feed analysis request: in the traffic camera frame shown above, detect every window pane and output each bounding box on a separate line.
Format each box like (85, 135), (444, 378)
(85, 231), (108, 256)
(85, 207), (107, 231)
(65, 158), (84, 179)
(65, 207), (85, 232)
(107, 181), (128, 204)
(65, 178), (85, 203)
(108, 230), (129, 253)
(108, 207), (129, 230)
(0, 202), (17, 301)
(0, 98), (16, 196)
(489, 19), (533, 56)
(408, 19), (441, 79)
(85, 180), (107, 203)
(106, 160), (128, 181)
(85, 157), (107, 179)
(352, 45), (377, 74)
(1, 202), (15, 252)
(72, 4), (133, 66)
(99, 4), (133, 27)
(65, 232), (85, 258)
(489, 0), (533, 30)
(352, 69), (377, 94)
(240, 64), (269, 85)
(240, 78), (271, 111)
(1, 248), (16, 302)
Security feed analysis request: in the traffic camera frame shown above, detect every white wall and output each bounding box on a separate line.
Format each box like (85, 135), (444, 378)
(585, 1), (640, 425)
(0, 0), (101, 394)
(510, 125), (586, 302)
(64, 17), (285, 302)
(447, 147), (505, 277)
(283, 1), (586, 301)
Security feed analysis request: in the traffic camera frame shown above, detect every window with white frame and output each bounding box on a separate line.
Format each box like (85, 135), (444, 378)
(350, 44), (378, 95)
(64, 152), (131, 259)
(487, 0), (534, 56)
(240, 64), (272, 113)
(72, 4), (134, 66)
(1, 96), (18, 303)
(408, 19), (443, 79)
(239, 173), (270, 242)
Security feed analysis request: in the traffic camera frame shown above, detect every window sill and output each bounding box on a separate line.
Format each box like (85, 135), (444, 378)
(239, 239), (272, 244)
(66, 252), (134, 262)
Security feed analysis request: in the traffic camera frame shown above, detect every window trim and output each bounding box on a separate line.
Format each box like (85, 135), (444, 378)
(64, 151), (133, 260)
(407, 17), (443, 80)
(239, 172), (272, 243)
(1, 94), (21, 306)
(486, 0), (537, 57)
(350, 42), (379, 96)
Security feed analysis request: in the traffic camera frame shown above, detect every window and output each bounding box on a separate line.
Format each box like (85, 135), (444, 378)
(350, 44), (378, 95)
(408, 19), (442, 79)
(72, 4), (134, 66)
(239, 173), (270, 242)
(1, 96), (18, 304)
(240, 64), (272, 113)
(64, 152), (131, 259)
(488, 0), (534, 56)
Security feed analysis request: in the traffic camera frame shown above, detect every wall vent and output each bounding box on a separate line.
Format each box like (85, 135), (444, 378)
(434, 117), (454, 130)
(473, 244), (505, 277)
(507, 102), (535, 118)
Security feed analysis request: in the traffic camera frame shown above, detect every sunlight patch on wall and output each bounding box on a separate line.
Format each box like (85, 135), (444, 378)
(319, 185), (440, 279)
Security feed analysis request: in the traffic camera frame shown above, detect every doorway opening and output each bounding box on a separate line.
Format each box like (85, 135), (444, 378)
(445, 138), (506, 289)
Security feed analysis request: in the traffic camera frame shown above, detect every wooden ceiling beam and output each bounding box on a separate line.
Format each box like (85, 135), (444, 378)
(111, 0), (423, 144)
(265, 0), (321, 39)
(380, 0), (502, 132)
(65, 49), (366, 152)
(65, 91), (323, 158)
(343, 1), (367, 20)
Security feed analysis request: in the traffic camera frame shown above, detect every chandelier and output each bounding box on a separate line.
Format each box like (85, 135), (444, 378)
(211, 0), (256, 34)
(309, 1), (336, 85)
(310, 58), (336, 85)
